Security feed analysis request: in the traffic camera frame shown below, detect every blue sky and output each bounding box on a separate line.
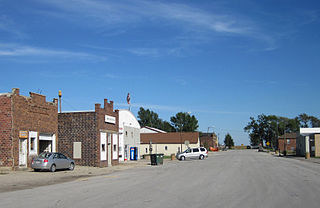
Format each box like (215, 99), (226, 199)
(1, 0), (320, 145)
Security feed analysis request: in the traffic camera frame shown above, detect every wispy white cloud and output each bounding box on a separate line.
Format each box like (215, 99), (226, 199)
(33, 0), (277, 52)
(116, 102), (182, 112)
(35, 0), (255, 36)
(0, 43), (106, 61)
(175, 78), (187, 86)
(116, 102), (251, 115)
(0, 15), (25, 38)
(245, 80), (278, 85)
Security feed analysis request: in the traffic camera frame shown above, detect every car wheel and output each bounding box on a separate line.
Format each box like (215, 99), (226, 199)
(180, 156), (185, 161)
(69, 163), (75, 171)
(50, 164), (56, 172)
(200, 155), (204, 160)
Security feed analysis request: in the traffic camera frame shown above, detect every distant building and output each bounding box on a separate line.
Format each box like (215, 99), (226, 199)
(58, 99), (119, 167)
(0, 88), (58, 169)
(200, 133), (218, 148)
(296, 128), (320, 157)
(140, 126), (167, 134)
(140, 132), (199, 156)
(278, 133), (298, 155)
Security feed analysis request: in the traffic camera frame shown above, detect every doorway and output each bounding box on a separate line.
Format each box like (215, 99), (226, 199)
(19, 139), (27, 167)
(39, 134), (54, 153)
(107, 133), (112, 166)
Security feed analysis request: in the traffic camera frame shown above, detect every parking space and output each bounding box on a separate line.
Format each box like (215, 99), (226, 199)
(0, 160), (149, 193)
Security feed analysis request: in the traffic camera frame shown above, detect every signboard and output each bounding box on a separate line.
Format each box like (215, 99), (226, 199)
(105, 115), (116, 124)
(19, 131), (28, 138)
(266, 141), (270, 146)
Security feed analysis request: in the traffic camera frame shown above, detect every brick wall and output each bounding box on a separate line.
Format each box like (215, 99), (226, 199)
(0, 89), (58, 168)
(58, 99), (119, 167)
(95, 99), (119, 166)
(200, 135), (217, 148)
(12, 89), (58, 167)
(279, 138), (296, 154)
(0, 95), (13, 167)
(58, 112), (98, 166)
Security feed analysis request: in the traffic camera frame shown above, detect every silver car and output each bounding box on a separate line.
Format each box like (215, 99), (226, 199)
(31, 152), (75, 172)
(176, 147), (208, 161)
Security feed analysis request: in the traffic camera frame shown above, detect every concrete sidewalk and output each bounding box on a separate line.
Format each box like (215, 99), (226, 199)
(285, 156), (320, 164)
(269, 151), (320, 164)
(0, 160), (149, 193)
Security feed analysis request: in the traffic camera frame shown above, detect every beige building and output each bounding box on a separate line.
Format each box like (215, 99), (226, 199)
(296, 128), (320, 158)
(140, 132), (200, 156)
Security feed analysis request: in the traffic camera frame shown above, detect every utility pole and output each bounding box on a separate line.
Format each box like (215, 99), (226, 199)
(58, 90), (62, 113)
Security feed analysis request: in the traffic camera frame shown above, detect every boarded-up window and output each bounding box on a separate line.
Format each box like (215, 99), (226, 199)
(73, 142), (82, 159)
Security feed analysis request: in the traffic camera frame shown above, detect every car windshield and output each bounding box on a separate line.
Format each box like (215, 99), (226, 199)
(184, 149), (191, 153)
(38, 152), (52, 158)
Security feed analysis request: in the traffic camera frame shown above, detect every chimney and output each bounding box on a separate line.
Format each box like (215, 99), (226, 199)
(12, 88), (20, 95)
(110, 101), (114, 109)
(95, 103), (101, 111)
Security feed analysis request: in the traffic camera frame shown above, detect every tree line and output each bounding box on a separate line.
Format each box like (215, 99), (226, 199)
(137, 107), (199, 132)
(244, 113), (320, 147)
(138, 107), (237, 148)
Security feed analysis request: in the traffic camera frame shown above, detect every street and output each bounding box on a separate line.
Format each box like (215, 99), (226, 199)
(1, 150), (320, 208)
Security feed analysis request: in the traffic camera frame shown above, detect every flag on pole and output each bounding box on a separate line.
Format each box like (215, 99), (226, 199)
(127, 93), (131, 104)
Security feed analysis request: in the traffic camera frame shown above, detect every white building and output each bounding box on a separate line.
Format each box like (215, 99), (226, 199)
(140, 132), (200, 156)
(297, 128), (320, 158)
(118, 110), (141, 161)
(140, 126), (167, 134)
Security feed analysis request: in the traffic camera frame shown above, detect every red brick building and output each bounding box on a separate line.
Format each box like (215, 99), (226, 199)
(278, 133), (298, 155)
(0, 88), (58, 169)
(58, 99), (119, 167)
(200, 133), (218, 149)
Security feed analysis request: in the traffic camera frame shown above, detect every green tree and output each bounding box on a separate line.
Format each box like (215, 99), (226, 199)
(170, 112), (199, 132)
(224, 133), (234, 149)
(244, 117), (261, 146)
(297, 113), (310, 128)
(160, 121), (175, 132)
(310, 116), (320, 127)
(244, 114), (308, 149)
(296, 114), (320, 128)
(137, 107), (175, 132)
(137, 107), (162, 128)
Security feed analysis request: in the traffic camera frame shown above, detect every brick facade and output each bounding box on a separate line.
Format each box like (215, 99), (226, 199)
(200, 133), (218, 148)
(58, 99), (119, 167)
(278, 133), (298, 155)
(0, 95), (12, 167)
(0, 88), (58, 168)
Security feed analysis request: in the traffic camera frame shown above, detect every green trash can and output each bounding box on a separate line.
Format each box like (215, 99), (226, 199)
(150, 154), (164, 165)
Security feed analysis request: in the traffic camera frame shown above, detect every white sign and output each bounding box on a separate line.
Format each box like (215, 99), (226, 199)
(105, 115), (116, 124)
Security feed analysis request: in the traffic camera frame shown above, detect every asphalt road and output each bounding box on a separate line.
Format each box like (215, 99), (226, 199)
(1, 150), (320, 208)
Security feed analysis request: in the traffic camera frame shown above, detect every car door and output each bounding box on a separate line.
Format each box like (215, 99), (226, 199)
(185, 149), (192, 159)
(58, 153), (69, 169)
(192, 148), (200, 159)
(52, 153), (62, 169)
